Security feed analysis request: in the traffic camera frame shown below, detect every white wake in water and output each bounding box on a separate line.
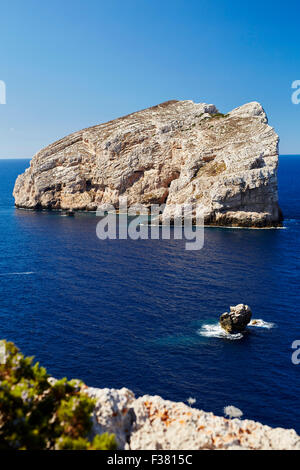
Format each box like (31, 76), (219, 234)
(198, 323), (244, 340)
(198, 319), (275, 340)
(0, 272), (34, 276)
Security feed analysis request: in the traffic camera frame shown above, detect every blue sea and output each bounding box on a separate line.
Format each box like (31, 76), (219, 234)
(0, 157), (299, 432)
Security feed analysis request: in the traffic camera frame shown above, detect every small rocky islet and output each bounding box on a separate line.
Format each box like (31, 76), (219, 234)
(220, 304), (252, 334)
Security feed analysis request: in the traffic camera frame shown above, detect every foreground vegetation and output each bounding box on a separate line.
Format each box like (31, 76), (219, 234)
(0, 340), (117, 450)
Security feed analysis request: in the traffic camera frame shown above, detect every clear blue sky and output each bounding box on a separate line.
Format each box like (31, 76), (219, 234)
(0, 0), (299, 157)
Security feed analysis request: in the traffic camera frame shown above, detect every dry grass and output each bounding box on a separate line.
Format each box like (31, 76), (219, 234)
(197, 160), (226, 177)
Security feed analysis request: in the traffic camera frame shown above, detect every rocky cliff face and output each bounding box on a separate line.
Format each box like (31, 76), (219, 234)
(13, 100), (282, 227)
(86, 387), (300, 450)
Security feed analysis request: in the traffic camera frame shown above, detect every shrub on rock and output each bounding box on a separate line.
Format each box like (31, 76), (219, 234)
(0, 340), (117, 450)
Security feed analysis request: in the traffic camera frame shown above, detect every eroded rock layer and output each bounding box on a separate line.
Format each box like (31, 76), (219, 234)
(13, 100), (282, 227)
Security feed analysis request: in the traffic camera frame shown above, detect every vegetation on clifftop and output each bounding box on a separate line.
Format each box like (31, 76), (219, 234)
(0, 340), (117, 450)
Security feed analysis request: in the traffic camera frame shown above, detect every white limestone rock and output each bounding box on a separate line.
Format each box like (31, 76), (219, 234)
(13, 100), (282, 227)
(128, 395), (300, 450)
(86, 387), (135, 449)
(86, 388), (300, 450)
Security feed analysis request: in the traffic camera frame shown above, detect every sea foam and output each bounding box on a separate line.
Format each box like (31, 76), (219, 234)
(198, 318), (275, 340)
(0, 272), (34, 276)
(198, 323), (244, 340)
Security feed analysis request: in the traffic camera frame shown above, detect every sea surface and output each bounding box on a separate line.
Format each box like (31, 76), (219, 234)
(0, 156), (300, 432)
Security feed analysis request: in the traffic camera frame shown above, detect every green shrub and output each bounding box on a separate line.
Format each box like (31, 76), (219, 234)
(211, 112), (229, 119)
(0, 340), (117, 450)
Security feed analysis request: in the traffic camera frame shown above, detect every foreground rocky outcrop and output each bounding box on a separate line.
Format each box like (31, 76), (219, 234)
(86, 387), (300, 450)
(220, 304), (252, 333)
(13, 100), (282, 227)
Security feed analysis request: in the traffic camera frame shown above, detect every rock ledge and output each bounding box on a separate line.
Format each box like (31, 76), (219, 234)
(86, 387), (300, 450)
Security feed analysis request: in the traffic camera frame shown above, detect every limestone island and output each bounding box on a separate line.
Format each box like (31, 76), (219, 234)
(13, 100), (283, 228)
